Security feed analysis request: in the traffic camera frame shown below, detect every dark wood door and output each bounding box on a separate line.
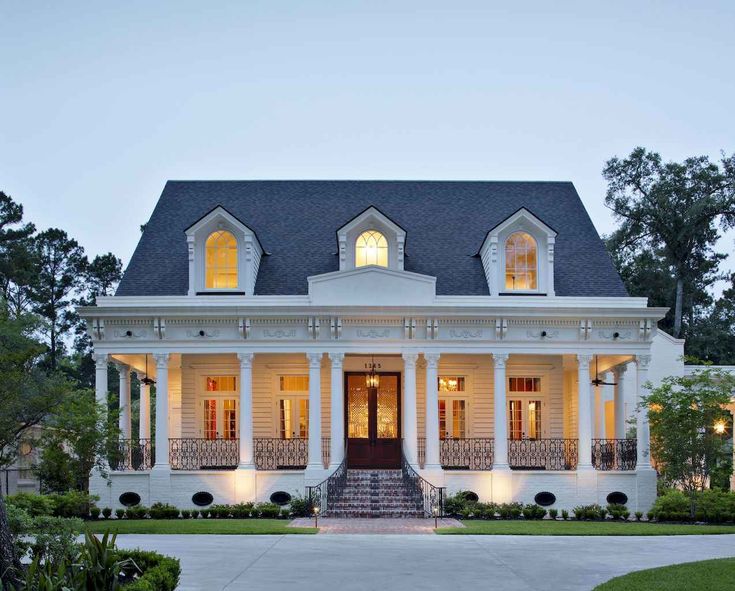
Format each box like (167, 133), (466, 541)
(345, 372), (401, 468)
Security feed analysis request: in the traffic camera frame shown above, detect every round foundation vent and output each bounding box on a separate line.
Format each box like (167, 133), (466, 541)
(606, 491), (628, 506)
(534, 491), (556, 507)
(119, 492), (141, 507)
(462, 491), (480, 503)
(192, 491), (214, 507)
(270, 491), (292, 506)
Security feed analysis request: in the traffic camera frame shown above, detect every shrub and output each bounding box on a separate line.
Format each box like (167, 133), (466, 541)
(522, 504), (546, 520)
(607, 504), (628, 521)
(31, 516), (84, 563)
(127, 505), (148, 520)
(695, 489), (735, 523)
(102, 507), (112, 519)
(90, 507), (101, 519)
(256, 502), (281, 518)
(149, 502), (179, 519)
(573, 504), (604, 520)
(6, 503), (33, 558)
(561, 509), (569, 520)
(634, 511), (643, 521)
(6, 492), (55, 517)
(622, 509), (630, 521)
(180, 509), (191, 519)
(288, 495), (310, 517)
(49, 490), (98, 518)
(647, 511), (655, 521)
(548, 509), (558, 520)
(444, 491), (471, 516)
(231, 502), (254, 519)
(209, 504), (231, 519)
(650, 490), (690, 522)
(475, 502), (497, 519)
(118, 549), (181, 591)
(598, 508), (608, 520)
(115, 508), (126, 520)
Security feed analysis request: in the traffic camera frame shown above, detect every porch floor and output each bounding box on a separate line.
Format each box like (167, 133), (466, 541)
(289, 517), (464, 534)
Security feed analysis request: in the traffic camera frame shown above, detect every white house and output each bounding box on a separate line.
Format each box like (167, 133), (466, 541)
(81, 180), (670, 515)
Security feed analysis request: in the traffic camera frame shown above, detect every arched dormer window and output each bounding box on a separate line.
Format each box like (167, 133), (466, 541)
(205, 230), (238, 288)
(355, 230), (388, 267)
(505, 232), (537, 290)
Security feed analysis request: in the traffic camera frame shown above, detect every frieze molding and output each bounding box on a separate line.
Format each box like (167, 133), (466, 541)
(449, 329), (484, 339)
(113, 329), (150, 339)
(356, 328), (391, 339)
(263, 329), (297, 339)
(597, 329), (633, 341)
(525, 329), (560, 340)
(186, 329), (221, 338)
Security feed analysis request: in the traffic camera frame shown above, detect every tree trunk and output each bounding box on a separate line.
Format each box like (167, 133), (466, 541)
(673, 276), (684, 338)
(0, 494), (22, 588)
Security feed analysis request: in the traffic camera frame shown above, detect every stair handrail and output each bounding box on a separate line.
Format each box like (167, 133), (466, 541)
(401, 450), (445, 517)
(305, 440), (348, 517)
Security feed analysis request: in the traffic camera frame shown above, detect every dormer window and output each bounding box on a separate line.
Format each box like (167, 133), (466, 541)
(206, 230), (238, 289)
(505, 232), (537, 291)
(478, 208), (556, 296)
(185, 206), (263, 295)
(355, 230), (388, 267)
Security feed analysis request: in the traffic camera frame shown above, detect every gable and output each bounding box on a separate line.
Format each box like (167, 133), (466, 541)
(116, 181), (628, 298)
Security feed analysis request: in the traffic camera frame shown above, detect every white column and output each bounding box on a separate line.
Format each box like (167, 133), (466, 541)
(636, 354), (652, 469)
(592, 384), (602, 439)
(93, 353), (109, 422)
(238, 352), (254, 469)
(402, 353), (418, 465)
(493, 353), (510, 469)
(117, 364), (132, 439)
(424, 353), (441, 469)
(153, 353), (170, 469)
(577, 354), (593, 469)
(613, 365), (626, 439)
(329, 353), (345, 468)
(306, 352), (323, 471)
(138, 379), (151, 441)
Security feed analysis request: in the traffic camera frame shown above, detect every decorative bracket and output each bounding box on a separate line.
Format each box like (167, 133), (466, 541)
(495, 318), (507, 340)
(154, 317), (166, 340)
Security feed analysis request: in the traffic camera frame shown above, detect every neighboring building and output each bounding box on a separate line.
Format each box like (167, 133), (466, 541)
(80, 180), (669, 515)
(1, 426), (42, 496)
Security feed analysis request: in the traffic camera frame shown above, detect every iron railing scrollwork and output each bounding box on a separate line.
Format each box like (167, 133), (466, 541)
(305, 441), (348, 516)
(253, 438), (308, 470)
(401, 450), (445, 517)
(109, 439), (153, 471)
(169, 438), (238, 470)
(508, 438), (578, 471)
(440, 438), (493, 470)
(592, 439), (637, 471)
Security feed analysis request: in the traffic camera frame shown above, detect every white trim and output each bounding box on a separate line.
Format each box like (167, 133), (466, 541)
(337, 206), (406, 271)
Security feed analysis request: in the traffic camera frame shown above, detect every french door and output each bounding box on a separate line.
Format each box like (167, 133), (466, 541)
(507, 399), (543, 440)
(201, 398), (238, 440)
(345, 372), (401, 468)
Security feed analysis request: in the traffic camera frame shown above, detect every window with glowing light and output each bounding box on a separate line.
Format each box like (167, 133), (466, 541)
(438, 376), (465, 392)
(355, 230), (388, 267)
(205, 230), (238, 289)
(277, 375), (309, 439)
(505, 231), (537, 291)
(439, 398), (467, 439)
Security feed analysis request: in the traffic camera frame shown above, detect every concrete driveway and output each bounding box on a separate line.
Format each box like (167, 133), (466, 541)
(115, 534), (735, 591)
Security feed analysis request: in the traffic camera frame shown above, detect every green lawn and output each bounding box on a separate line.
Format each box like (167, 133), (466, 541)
(437, 520), (735, 536)
(86, 519), (317, 535)
(594, 558), (735, 590)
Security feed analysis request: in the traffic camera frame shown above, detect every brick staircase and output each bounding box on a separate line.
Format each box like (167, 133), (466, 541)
(329, 469), (425, 518)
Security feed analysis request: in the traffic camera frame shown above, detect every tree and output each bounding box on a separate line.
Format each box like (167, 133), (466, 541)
(28, 229), (87, 369)
(0, 495), (22, 589)
(645, 366), (735, 515)
(603, 148), (735, 338)
(686, 274), (735, 365)
(0, 191), (36, 318)
(0, 312), (70, 469)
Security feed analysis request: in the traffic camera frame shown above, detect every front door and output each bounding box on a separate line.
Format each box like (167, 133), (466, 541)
(345, 372), (401, 468)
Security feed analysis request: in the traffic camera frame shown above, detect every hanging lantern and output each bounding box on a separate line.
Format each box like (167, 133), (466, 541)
(365, 356), (380, 390)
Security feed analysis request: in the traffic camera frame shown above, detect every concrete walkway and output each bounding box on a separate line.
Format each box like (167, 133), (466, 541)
(289, 517), (464, 533)
(114, 533), (735, 591)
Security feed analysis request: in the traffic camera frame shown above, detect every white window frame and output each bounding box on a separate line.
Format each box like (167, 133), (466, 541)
(506, 374), (549, 439)
(337, 206), (406, 271)
(196, 374), (239, 440)
(437, 372), (472, 439)
(272, 373), (310, 439)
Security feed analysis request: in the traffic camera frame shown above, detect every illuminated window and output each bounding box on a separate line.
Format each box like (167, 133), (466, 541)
(204, 400), (217, 440)
(508, 377), (541, 392)
(206, 376), (237, 391)
(205, 230), (238, 289)
(279, 398), (309, 438)
(439, 398), (467, 439)
(505, 232), (537, 291)
(223, 400), (237, 440)
(355, 230), (388, 267)
(279, 375), (309, 392)
(439, 376), (465, 392)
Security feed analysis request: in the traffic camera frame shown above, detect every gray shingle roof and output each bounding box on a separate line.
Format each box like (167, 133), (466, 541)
(116, 180), (627, 298)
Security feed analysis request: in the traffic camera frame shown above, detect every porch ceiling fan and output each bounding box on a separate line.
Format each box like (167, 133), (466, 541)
(140, 354), (156, 386)
(591, 355), (617, 387)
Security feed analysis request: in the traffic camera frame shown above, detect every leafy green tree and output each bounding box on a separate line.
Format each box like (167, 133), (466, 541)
(0, 312), (70, 469)
(645, 366), (735, 515)
(28, 228), (87, 369)
(0, 191), (36, 318)
(603, 147), (735, 338)
(686, 274), (735, 364)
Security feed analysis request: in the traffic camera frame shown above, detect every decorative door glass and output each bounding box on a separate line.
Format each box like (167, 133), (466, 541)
(439, 398), (467, 439)
(223, 399), (237, 440)
(376, 376), (398, 439)
(348, 385), (369, 438)
(279, 398), (308, 439)
(508, 399), (542, 440)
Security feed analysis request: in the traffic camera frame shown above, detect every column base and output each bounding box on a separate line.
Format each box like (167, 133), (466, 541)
(149, 464), (172, 505)
(636, 465), (657, 513)
(235, 466), (256, 503)
(576, 465), (597, 505)
(491, 465), (513, 503)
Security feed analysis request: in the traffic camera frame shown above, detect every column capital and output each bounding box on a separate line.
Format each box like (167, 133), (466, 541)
(577, 353), (593, 369)
(424, 353), (440, 368)
(493, 353), (509, 368)
(329, 352), (345, 367)
(93, 353), (108, 370)
(306, 352), (323, 368)
(402, 352), (419, 368)
(237, 352), (254, 368)
(153, 353), (170, 368)
(636, 354), (652, 369)
(114, 361), (130, 374)
(612, 364), (627, 379)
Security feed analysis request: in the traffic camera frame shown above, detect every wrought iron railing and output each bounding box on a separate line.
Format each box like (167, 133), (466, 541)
(109, 439), (153, 471)
(440, 438), (494, 470)
(401, 450), (445, 517)
(417, 437), (426, 467)
(306, 442), (348, 516)
(169, 438), (238, 470)
(322, 437), (330, 468)
(508, 438), (578, 471)
(253, 438), (308, 470)
(592, 439), (637, 471)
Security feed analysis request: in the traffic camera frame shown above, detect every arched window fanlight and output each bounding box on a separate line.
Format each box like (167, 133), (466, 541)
(205, 230), (238, 289)
(355, 230), (388, 267)
(505, 232), (537, 291)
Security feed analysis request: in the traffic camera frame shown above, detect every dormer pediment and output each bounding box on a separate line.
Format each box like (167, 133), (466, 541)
(336, 206), (406, 271)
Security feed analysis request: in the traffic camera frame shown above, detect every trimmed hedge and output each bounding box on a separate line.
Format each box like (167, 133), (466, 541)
(651, 489), (735, 523)
(118, 549), (181, 591)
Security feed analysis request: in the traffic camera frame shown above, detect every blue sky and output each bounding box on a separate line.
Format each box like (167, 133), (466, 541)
(1, 1), (733, 281)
